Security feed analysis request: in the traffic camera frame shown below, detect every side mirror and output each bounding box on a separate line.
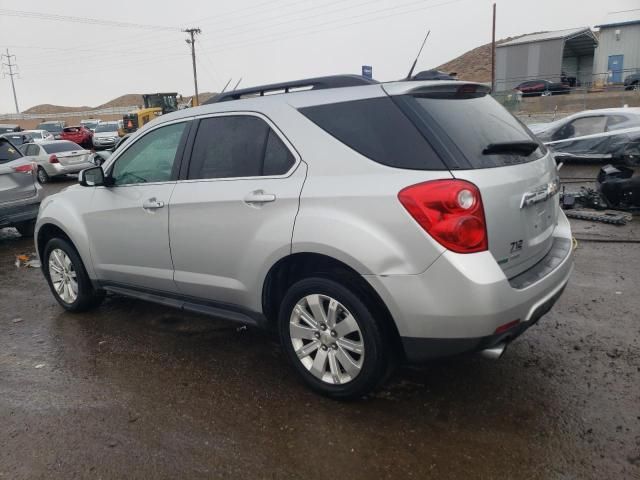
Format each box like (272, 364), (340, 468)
(79, 166), (106, 187)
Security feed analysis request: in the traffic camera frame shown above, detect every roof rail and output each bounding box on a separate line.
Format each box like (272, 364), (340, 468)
(205, 74), (378, 104)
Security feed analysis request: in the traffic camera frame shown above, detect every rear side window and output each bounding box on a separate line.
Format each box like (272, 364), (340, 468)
(299, 97), (445, 170)
(42, 141), (82, 153)
(0, 139), (22, 163)
(394, 90), (545, 169)
(188, 116), (295, 179)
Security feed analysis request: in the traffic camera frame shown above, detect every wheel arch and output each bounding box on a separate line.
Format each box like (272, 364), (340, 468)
(261, 252), (403, 354)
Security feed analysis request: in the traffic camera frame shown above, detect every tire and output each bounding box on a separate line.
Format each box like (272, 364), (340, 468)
(43, 237), (104, 312)
(37, 167), (49, 184)
(278, 277), (390, 399)
(14, 220), (35, 237)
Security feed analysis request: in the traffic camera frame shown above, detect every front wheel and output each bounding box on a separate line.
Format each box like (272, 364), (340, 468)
(278, 277), (390, 399)
(43, 237), (104, 312)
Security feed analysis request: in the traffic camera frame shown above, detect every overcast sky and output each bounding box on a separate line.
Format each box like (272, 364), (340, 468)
(0, 0), (637, 112)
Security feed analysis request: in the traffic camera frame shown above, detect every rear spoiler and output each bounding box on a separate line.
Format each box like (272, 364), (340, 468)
(383, 81), (492, 98)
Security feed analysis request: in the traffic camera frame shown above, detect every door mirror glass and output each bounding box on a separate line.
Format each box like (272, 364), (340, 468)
(79, 166), (105, 187)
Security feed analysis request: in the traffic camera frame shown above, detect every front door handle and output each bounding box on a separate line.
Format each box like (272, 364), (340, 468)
(143, 198), (165, 210)
(244, 190), (276, 205)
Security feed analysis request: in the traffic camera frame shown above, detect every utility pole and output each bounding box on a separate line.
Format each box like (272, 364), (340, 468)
(491, 3), (496, 93)
(183, 28), (201, 107)
(1, 49), (20, 113)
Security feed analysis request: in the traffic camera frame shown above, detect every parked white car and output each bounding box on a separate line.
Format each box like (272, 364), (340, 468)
(92, 122), (121, 150)
(19, 140), (94, 183)
(21, 129), (55, 143)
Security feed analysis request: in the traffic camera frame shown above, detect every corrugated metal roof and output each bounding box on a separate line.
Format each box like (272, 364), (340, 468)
(595, 10), (640, 28)
(497, 27), (593, 47)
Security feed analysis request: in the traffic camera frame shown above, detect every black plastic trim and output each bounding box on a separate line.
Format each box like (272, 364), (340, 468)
(508, 237), (571, 289)
(99, 281), (267, 328)
(0, 202), (39, 227)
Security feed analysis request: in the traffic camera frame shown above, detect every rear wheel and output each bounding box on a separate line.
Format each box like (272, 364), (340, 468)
(14, 220), (35, 237)
(37, 167), (49, 184)
(43, 238), (103, 312)
(278, 277), (390, 399)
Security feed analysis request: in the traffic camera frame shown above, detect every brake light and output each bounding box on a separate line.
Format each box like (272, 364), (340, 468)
(49, 154), (59, 164)
(398, 179), (488, 254)
(13, 163), (34, 174)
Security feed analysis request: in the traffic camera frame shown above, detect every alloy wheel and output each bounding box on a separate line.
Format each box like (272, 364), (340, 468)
(48, 248), (78, 304)
(289, 294), (364, 385)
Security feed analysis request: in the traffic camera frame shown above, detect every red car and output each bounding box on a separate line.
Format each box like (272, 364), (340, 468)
(60, 126), (93, 148)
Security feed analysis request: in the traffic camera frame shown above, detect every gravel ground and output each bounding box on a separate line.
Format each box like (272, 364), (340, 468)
(0, 170), (638, 479)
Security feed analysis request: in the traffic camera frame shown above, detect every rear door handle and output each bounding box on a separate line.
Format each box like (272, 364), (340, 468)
(244, 190), (276, 205)
(143, 198), (165, 210)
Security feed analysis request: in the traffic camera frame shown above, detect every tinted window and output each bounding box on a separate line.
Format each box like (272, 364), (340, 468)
(0, 139), (22, 163)
(111, 122), (187, 186)
(299, 97), (445, 170)
(394, 90), (544, 168)
(263, 130), (295, 175)
(42, 141), (83, 154)
(189, 116), (293, 179)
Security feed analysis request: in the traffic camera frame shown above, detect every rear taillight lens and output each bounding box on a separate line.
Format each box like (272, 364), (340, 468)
(49, 154), (59, 164)
(13, 163), (34, 174)
(398, 179), (488, 254)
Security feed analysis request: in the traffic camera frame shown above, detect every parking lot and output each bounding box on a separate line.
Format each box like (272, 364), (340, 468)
(1, 167), (639, 480)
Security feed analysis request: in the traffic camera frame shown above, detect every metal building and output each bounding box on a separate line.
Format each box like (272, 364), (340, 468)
(593, 12), (640, 85)
(495, 28), (598, 92)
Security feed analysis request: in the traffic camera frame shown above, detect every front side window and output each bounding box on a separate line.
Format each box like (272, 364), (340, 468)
(111, 122), (187, 186)
(188, 116), (294, 180)
(567, 116), (606, 138)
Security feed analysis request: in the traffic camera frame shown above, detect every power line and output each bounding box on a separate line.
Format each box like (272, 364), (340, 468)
(1, 49), (20, 113)
(0, 8), (180, 31)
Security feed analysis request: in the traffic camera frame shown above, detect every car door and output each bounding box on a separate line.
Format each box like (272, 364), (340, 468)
(0, 139), (36, 205)
(169, 113), (306, 309)
(84, 120), (191, 292)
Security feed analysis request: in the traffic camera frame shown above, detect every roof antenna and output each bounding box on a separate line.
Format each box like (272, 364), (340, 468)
(220, 78), (232, 93)
(232, 77), (243, 91)
(405, 30), (430, 80)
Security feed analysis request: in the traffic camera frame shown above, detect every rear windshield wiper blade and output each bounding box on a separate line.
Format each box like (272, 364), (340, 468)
(482, 141), (539, 156)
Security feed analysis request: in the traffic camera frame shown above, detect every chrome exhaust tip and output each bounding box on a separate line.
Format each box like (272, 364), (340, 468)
(480, 342), (507, 360)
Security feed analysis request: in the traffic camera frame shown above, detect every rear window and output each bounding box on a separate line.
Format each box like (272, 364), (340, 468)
(394, 90), (545, 169)
(299, 97), (446, 170)
(42, 141), (82, 153)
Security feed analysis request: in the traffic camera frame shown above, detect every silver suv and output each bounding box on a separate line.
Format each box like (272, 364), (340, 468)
(35, 76), (573, 398)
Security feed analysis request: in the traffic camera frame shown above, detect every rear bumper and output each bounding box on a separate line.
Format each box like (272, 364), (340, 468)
(0, 200), (40, 228)
(365, 210), (573, 362)
(44, 161), (95, 176)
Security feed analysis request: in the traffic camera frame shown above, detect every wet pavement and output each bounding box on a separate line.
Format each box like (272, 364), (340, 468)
(1, 171), (639, 479)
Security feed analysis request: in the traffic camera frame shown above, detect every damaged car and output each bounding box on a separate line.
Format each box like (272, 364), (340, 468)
(529, 108), (640, 165)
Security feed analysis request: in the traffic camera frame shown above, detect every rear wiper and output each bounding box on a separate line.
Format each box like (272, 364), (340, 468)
(482, 141), (539, 156)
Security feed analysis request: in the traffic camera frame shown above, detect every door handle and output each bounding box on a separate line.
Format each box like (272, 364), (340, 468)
(143, 198), (165, 210)
(244, 190), (276, 205)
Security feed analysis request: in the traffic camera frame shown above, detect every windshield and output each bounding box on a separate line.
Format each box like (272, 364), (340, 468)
(95, 123), (119, 133)
(82, 121), (99, 129)
(42, 141), (82, 153)
(37, 123), (63, 133)
(25, 131), (43, 139)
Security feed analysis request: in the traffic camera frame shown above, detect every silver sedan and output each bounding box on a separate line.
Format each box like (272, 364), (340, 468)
(19, 140), (94, 183)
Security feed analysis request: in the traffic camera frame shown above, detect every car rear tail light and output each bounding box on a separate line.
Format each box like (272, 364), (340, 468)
(13, 163), (34, 174)
(49, 154), (59, 164)
(398, 179), (488, 253)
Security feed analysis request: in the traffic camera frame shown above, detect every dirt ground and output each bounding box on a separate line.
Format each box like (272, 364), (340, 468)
(1, 167), (639, 479)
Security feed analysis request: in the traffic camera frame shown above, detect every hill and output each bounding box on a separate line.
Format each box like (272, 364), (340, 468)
(436, 34), (536, 83)
(24, 92), (217, 115)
